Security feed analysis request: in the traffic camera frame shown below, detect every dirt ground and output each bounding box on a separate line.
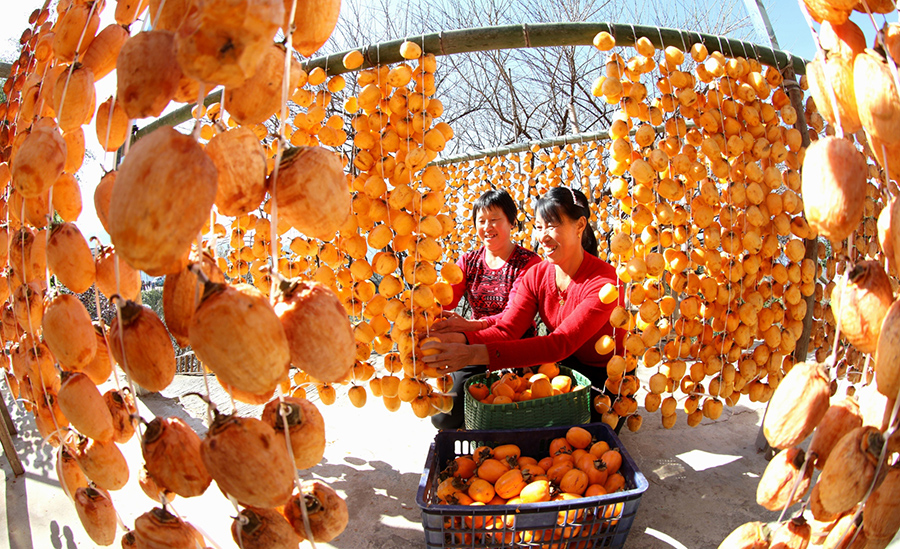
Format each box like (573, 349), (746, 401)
(0, 364), (879, 549)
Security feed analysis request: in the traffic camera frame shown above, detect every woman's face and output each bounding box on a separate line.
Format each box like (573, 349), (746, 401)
(533, 210), (585, 265)
(475, 206), (514, 252)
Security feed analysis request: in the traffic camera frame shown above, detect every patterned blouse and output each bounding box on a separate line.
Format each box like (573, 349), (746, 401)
(447, 245), (541, 326)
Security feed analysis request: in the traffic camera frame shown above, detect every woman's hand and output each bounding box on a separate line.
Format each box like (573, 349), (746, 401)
(421, 332), (467, 344)
(421, 341), (489, 374)
(431, 311), (485, 333)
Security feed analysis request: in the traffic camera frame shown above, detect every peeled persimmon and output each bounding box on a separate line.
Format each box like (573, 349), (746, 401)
(550, 375), (572, 394)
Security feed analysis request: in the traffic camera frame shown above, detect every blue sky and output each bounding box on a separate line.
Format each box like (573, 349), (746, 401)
(764, 2), (891, 61)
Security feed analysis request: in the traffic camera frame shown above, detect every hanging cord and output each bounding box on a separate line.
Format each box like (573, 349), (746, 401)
(88, 238), (123, 395)
(796, 0), (845, 139)
(277, 397), (318, 548)
(166, 499), (224, 549)
(148, 0), (169, 31)
(54, 0), (100, 130)
(15, 200), (66, 445)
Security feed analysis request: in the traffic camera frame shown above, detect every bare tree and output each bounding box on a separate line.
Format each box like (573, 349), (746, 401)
(321, 0), (757, 156)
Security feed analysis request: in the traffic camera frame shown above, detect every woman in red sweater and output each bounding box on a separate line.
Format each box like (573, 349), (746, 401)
(429, 189), (540, 429)
(423, 187), (624, 423)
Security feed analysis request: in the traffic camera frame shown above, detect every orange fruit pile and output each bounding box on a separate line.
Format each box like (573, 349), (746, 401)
(434, 426), (628, 546)
(467, 363), (580, 405)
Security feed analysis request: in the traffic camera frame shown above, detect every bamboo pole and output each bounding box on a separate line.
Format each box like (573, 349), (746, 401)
(304, 22), (807, 77)
(432, 129), (614, 167)
(134, 89), (223, 141)
(134, 22), (809, 140)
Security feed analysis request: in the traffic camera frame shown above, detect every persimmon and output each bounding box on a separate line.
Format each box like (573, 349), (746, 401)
(518, 479), (551, 503)
(537, 456), (554, 471)
(58, 372), (114, 443)
(58, 447), (88, 498)
(515, 389), (533, 402)
(451, 456), (477, 479)
(559, 468), (589, 496)
(486, 494), (507, 506)
(287, 0), (340, 57)
(576, 454), (609, 487)
(109, 299), (177, 393)
(538, 363), (560, 378)
(42, 294), (96, 371)
(585, 484), (608, 497)
(117, 31), (183, 119)
(571, 448), (588, 464)
(590, 440), (609, 458)
(565, 426), (593, 450)
(51, 173), (82, 222)
(549, 437), (573, 456)
(600, 448), (623, 475)
(490, 380), (516, 399)
(477, 458), (510, 483)
(205, 126), (267, 217)
(546, 460), (575, 484)
(462, 503), (487, 529)
(231, 507), (300, 549)
(520, 463), (546, 482)
(11, 124), (66, 200)
(82, 24), (129, 81)
(272, 146), (350, 240)
(73, 487), (117, 546)
(46, 222), (95, 294)
(554, 493), (585, 522)
(492, 444), (521, 463)
(261, 396), (325, 470)
(141, 417), (210, 498)
(467, 478), (495, 504)
(530, 376), (553, 398)
(436, 476), (467, 501)
(446, 491), (473, 506)
(494, 469), (527, 499)
(604, 472), (626, 493)
(500, 372), (526, 392)
(284, 480), (348, 543)
(103, 389), (137, 444)
(274, 279), (354, 384)
(551, 375), (572, 393)
(71, 435), (129, 491)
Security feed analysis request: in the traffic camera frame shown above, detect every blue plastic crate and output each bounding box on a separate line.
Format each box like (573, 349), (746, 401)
(416, 423), (648, 549)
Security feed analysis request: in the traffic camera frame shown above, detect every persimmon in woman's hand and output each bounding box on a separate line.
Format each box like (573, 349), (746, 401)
(431, 311), (484, 333)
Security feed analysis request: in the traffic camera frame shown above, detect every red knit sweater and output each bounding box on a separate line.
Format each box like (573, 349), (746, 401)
(447, 245), (541, 325)
(465, 254), (624, 371)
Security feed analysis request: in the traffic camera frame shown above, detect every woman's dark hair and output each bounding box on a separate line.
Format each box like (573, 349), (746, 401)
(472, 189), (519, 228)
(535, 187), (598, 257)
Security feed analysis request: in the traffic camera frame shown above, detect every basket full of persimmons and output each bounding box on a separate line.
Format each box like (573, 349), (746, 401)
(463, 363), (592, 430)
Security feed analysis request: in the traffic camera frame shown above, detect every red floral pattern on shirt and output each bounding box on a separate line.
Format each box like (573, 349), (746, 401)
(448, 245), (541, 324)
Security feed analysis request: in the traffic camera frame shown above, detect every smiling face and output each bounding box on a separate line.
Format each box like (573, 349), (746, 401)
(475, 205), (514, 253)
(533, 211), (586, 265)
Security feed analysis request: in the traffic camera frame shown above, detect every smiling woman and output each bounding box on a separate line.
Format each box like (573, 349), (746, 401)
(422, 187), (625, 426)
(427, 189), (540, 429)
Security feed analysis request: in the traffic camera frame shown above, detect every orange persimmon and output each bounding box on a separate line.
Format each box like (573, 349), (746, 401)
(565, 426), (593, 449)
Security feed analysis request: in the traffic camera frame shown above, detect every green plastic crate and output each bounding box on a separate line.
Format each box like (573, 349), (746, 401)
(463, 365), (592, 430)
